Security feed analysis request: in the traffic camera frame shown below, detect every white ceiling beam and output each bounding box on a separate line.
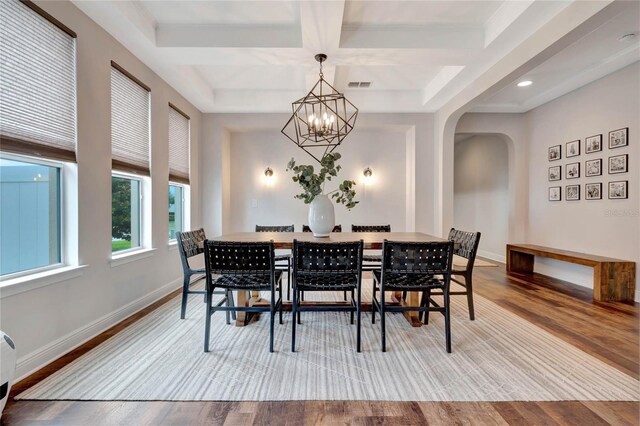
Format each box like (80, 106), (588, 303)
(72, 0), (157, 44)
(299, 0), (345, 85)
(422, 66), (465, 105)
(340, 24), (485, 49)
(156, 24), (302, 48)
(484, 1), (536, 47)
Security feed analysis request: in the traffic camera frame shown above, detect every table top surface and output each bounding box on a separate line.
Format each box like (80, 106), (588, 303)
(211, 232), (445, 249)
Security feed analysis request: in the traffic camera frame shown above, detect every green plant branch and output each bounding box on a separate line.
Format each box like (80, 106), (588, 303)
(286, 152), (359, 209)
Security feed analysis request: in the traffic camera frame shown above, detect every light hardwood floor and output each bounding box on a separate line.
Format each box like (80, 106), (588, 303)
(4, 265), (639, 425)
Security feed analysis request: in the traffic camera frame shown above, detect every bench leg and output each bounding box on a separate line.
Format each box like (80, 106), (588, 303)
(507, 249), (534, 274)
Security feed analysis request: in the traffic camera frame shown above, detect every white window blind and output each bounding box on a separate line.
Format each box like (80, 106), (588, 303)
(111, 64), (150, 175)
(0, 0), (77, 162)
(168, 104), (190, 184)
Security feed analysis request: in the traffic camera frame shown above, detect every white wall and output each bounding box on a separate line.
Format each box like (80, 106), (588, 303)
(526, 62), (639, 299)
(201, 113), (436, 237)
(0, 0), (203, 379)
(229, 129), (407, 232)
(454, 135), (509, 261)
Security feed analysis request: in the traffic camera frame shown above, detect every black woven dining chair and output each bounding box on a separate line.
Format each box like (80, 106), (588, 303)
(302, 224), (342, 233)
(372, 240), (454, 352)
(291, 240), (364, 352)
(256, 225), (294, 300)
(203, 240), (283, 353)
(351, 224), (390, 271)
(176, 229), (235, 322)
(424, 228), (481, 321)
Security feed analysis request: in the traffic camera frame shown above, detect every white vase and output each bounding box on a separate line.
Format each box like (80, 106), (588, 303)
(308, 194), (335, 237)
(0, 331), (16, 416)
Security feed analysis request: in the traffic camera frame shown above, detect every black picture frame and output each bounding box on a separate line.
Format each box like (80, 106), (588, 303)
(608, 181), (628, 199)
(608, 154), (628, 174)
(549, 186), (561, 201)
(566, 140), (580, 158)
(566, 184), (580, 201)
(566, 162), (580, 179)
(585, 134), (603, 153)
(585, 183), (602, 200)
(609, 127), (628, 149)
(548, 145), (561, 161)
(585, 158), (602, 177)
(548, 165), (561, 181)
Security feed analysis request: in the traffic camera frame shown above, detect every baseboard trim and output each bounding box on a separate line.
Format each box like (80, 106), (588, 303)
(478, 250), (505, 264)
(14, 278), (181, 381)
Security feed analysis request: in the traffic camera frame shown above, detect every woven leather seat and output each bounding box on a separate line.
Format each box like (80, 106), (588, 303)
(372, 270), (445, 291)
(274, 254), (292, 261)
(256, 225), (294, 299)
(363, 254), (382, 262)
(213, 270), (283, 290)
(295, 273), (358, 291)
(352, 225), (389, 271)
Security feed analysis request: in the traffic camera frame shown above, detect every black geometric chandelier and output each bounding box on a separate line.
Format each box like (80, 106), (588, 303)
(281, 54), (358, 163)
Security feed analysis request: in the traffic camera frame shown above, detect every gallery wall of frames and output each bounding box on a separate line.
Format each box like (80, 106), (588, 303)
(548, 127), (629, 202)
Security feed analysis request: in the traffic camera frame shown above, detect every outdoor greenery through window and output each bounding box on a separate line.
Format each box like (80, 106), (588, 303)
(169, 184), (184, 240)
(112, 175), (141, 253)
(0, 156), (61, 276)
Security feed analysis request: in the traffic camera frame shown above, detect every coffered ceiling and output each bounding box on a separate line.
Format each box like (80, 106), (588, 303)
(72, 0), (637, 113)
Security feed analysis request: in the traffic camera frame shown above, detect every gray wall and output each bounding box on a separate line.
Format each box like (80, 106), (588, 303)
(0, 0), (203, 379)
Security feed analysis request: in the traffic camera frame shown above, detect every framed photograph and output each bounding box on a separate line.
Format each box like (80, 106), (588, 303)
(608, 181), (628, 199)
(566, 162), (580, 179)
(609, 127), (628, 149)
(608, 154), (628, 174)
(566, 140), (580, 158)
(566, 185), (580, 201)
(549, 186), (561, 201)
(585, 134), (602, 153)
(585, 158), (602, 177)
(585, 183), (602, 200)
(548, 166), (561, 181)
(548, 145), (561, 161)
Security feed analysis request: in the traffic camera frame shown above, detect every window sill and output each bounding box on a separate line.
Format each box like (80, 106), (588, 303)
(110, 248), (156, 268)
(0, 265), (87, 299)
(167, 241), (178, 250)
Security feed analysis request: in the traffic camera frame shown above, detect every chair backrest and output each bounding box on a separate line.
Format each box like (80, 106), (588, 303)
(293, 240), (363, 276)
(351, 224), (391, 232)
(203, 241), (275, 276)
(448, 228), (481, 270)
(381, 240), (454, 276)
(302, 224), (342, 233)
(176, 229), (207, 273)
(255, 225), (294, 232)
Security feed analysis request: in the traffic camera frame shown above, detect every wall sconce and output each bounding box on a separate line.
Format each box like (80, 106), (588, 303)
(264, 167), (274, 177)
(363, 167), (372, 178)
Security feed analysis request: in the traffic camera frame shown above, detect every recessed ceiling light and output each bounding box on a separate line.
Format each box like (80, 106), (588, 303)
(517, 80), (533, 87)
(618, 33), (637, 43)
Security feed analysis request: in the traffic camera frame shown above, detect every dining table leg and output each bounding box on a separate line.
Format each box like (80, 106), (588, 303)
(394, 291), (422, 327)
(235, 290), (264, 326)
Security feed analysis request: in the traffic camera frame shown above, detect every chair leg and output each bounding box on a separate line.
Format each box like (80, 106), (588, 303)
(227, 290), (236, 321)
(291, 289), (297, 352)
(297, 291), (302, 324)
(357, 284), (362, 353)
(445, 291), (452, 353)
(371, 284), (377, 324)
(380, 290), (386, 352)
(204, 288), (212, 352)
(343, 290), (347, 301)
(423, 289), (431, 325)
(465, 274), (475, 321)
(269, 288), (275, 353)
(180, 276), (190, 319)
(286, 259), (291, 301)
(350, 289), (355, 325)
(279, 282), (283, 325)
(225, 291), (231, 325)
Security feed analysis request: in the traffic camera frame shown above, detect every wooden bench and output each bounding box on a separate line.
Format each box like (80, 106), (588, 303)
(506, 244), (636, 303)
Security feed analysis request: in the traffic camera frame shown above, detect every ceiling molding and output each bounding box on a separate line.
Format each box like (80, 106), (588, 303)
(156, 24), (302, 48)
(340, 23), (485, 49)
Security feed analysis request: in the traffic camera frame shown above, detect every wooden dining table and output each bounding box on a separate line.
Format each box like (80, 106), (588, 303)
(211, 231), (449, 327)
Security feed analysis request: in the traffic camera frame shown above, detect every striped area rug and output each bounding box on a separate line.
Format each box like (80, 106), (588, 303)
(17, 281), (639, 402)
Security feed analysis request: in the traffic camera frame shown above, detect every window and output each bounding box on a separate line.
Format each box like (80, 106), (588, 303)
(0, 155), (61, 276)
(168, 184), (184, 240)
(0, 1), (76, 277)
(110, 62), (149, 254)
(111, 175), (141, 253)
(168, 104), (190, 184)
